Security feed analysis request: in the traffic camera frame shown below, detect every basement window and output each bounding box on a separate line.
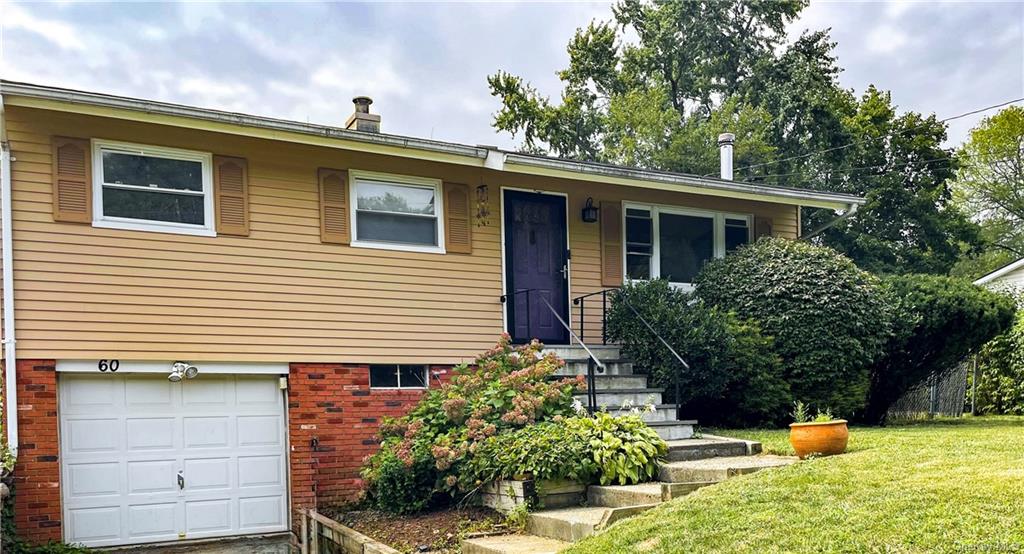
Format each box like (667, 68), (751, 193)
(624, 202), (751, 288)
(369, 364), (429, 389)
(92, 139), (215, 236)
(350, 170), (445, 254)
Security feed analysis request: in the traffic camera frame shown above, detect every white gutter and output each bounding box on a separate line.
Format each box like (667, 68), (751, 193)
(799, 203), (859, 241)
(0, 92), (17, 454)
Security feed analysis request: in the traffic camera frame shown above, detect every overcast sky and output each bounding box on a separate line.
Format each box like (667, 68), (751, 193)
(1, 1), (1022, 150)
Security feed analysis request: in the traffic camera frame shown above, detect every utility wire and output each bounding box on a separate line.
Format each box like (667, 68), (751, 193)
(722, 96), (1024, 177)
(751, 147), (1012, 181)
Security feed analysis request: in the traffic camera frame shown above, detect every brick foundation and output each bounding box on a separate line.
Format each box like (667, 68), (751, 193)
(287, 363), (451, 524)
(2, 360), (61, 544)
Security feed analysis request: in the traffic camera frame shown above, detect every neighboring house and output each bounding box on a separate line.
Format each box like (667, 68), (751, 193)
(974, 257), (1024, 297)
(0, 80), (863, 548)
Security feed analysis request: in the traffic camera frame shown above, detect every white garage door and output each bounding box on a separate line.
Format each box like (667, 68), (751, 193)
(59, 373), (288, 547)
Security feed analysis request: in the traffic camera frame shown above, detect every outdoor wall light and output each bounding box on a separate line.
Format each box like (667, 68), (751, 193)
(581, 197), (599, 223)
(169, 361), (199, 382)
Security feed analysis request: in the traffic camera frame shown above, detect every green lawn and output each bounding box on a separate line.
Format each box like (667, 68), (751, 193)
(567, 417), (1024, 553)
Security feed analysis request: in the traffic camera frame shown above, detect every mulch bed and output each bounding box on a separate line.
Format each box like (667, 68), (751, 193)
(321, 506), (507, 553)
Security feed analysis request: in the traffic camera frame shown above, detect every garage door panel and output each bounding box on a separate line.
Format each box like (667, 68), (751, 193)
(67, 462), (121, 498)
(185, 499), (233, 534)
(63, 378), (121, 410)
(125, 378), (175, 408)
(126, 418), (176, 450)
(60, 373), (288, 547)
(182, 378), (230, 406)
(236, 377), (280, 406)
(127, 460), (178, 495)
(66, 418), (120, 453)
(127, 502), (179, 539)
(67, 506), (122, 543)
(239, 495), (286, 530)
(237, 415), (283, 447)
(184, 457), (231, 491)
(184, 416), (231, 449)
(238, 455), (283, 489)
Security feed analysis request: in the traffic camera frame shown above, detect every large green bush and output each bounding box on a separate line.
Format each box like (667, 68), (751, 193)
(694, 238), (894, 418)
(973, 302), (1024, 415)
(863, 275), (1016, 423)
(606, 279), (789, 426)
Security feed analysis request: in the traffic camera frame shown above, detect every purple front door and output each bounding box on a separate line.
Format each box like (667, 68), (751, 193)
(504, 190), (569, 344)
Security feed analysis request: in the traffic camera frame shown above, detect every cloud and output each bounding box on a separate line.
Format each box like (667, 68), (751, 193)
(1, 1), (1020, 149)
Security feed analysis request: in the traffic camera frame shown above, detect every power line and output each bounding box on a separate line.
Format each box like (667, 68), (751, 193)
(751, 150), (1014, 185)
(723, 96), (1024, 176)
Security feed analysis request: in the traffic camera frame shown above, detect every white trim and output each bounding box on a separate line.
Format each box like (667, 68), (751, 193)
(974, 257), (1024, 285)
(623, 201), (753, 288)
(56, 359), (288, 375)
(348, 169), (445, 254)
(91, 138), (216, 236)
(368, 364), (429, 389)
(499, 187), (572, 341)
(0, 93), (18, 454)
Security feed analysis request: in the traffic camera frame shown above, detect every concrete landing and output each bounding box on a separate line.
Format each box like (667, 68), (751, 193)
(664, 436), (760, 461)
(658, 454), (797, 483)
(462, 534), (571, 554)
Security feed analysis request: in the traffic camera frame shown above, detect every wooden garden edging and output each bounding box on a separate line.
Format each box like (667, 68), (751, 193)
(300, 509), (401, 554)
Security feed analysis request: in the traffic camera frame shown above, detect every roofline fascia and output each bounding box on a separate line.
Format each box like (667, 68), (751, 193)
(2, 80), (866, 211)
(502, 153), (865, 211)
(974, 257), (1024, 285)
(1, 81), (490, 165)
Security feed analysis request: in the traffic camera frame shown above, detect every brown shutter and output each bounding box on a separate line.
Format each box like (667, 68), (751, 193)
(755, 216), (774, 238)
(443, 182), (472, 254)
(600, 201), (623, 287)
(51, 136), (92, 223)
(318, 168), (350, 244)
(214, 156), (249, 236)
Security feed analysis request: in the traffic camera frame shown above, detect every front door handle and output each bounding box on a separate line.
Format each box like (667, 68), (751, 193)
(561, 265), (568, 280)
(177, 470), (185, 491)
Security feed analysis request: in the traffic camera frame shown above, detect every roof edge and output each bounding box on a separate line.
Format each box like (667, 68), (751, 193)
(974, 257), (1024, 285)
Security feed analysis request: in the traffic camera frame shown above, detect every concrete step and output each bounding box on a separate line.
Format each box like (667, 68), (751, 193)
(587, 481), (718, 508)
(664, 436), (761, 462)
(658, 455), (797, 483)
(556, 359), (635, 376)
(526, 505), (657, 543)
(576, 389), (664, 407)
(544, 345), (621, 361)
(608, 404), (677, 423)
(647, 420), (697, 440)
(462, 534), (570, 554)
(572, 374), (648, 390)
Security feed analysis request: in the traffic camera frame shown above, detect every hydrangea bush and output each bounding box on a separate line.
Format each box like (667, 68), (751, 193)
(362, 334), (586, 512)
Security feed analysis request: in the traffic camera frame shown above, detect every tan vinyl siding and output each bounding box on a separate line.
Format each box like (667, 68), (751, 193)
(5, 106), (799, 363)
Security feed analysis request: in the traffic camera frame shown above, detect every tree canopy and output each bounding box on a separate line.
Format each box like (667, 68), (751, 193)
(487, 0), (981, 275)
(951, 105), (1024, 278)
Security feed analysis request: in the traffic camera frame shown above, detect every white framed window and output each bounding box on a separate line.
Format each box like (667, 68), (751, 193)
(91, 139), (215, 236)
(369, 364), (428, 389)
(349, 170), (445, 253)
(624, 202), (752, 288)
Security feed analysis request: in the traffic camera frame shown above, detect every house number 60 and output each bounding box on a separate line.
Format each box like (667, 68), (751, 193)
(98, 359), (120, 372)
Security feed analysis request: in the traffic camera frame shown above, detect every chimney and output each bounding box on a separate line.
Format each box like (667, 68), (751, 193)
(346, 96), (381, 133)
(718, 132), (735, 180)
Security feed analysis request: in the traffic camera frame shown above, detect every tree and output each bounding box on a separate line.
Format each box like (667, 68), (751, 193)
(488, 0), (982, 275)
(951, 106), (1024, 278)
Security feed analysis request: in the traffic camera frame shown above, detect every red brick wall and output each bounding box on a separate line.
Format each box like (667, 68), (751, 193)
(2, 360), (61, 544)
(287, 363), (450, 522)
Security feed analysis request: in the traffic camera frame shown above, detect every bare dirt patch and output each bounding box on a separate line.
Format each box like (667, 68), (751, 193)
(321, 506), (507, 553)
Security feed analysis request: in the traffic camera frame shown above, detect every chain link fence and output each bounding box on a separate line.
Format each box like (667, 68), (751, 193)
(887, 358), (972, 421)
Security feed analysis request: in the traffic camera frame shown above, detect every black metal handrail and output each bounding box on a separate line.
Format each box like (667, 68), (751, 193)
(572, 288), (690, 421)
(500, 288), (606, 413)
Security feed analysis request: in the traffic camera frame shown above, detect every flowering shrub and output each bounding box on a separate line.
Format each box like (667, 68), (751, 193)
(362, 334), (586, 513)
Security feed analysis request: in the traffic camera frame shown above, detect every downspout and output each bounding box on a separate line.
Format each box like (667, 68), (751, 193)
(799, 203), (859, 241)
(0, 91), (17, 455)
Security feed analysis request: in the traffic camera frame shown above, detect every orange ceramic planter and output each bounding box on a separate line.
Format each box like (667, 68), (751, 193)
(789, 420), (849, 459)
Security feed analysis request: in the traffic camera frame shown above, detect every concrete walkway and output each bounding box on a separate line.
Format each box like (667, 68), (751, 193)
(104, 533), (293, 553)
